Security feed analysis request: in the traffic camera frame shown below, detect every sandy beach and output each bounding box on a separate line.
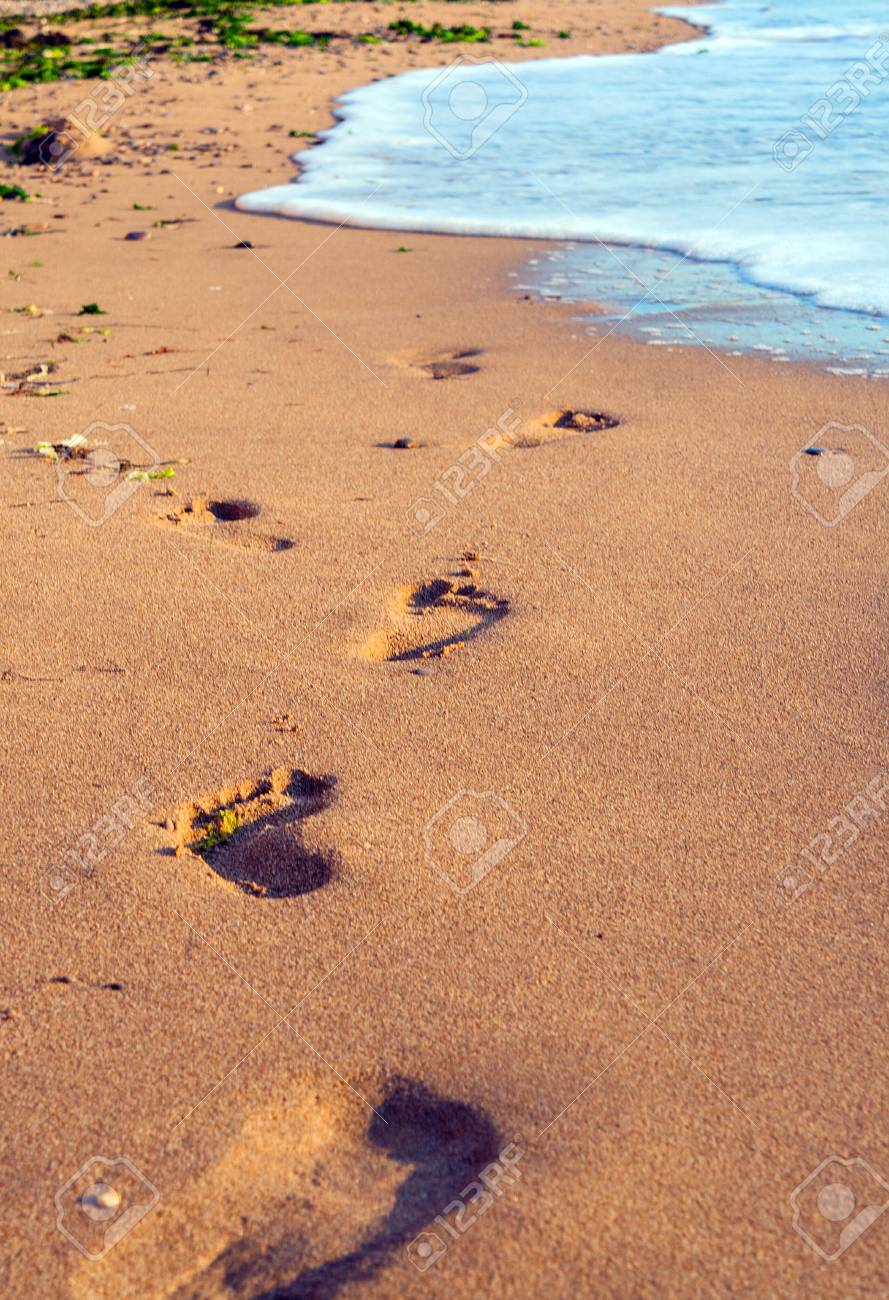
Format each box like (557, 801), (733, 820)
(2, 1), (888, 1296)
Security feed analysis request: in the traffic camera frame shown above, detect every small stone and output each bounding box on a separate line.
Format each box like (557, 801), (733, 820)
(125, 231), (149, 241)
(412, 667), (433, 677)
(81, 1183), (120, 1216)
(233, 239), (253, 249)
(393, 437), (417, 449)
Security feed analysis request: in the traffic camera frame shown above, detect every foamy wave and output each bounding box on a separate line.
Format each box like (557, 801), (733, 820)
(238, 0), (889, 326)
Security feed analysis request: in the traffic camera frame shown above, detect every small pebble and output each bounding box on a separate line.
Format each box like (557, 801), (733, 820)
(393, 437), (417, 449)
(125, 231), (149, 241)
(412, 667), (433, 677)
(233, 239), (254, 249)
(81, 1183), (120, 1215)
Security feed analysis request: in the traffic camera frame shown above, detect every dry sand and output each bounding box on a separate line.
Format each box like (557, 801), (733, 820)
(2, 2), (888, 1297)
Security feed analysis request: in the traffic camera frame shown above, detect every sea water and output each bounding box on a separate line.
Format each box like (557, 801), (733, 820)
(238, 0), (889, 373)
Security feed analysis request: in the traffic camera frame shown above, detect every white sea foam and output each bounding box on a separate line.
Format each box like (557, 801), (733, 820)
(239, 0), (889, 364)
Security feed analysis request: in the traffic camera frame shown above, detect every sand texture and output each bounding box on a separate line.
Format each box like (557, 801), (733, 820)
(2, 1), (888, 1296)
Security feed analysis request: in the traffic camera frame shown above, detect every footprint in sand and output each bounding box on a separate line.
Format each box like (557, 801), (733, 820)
(390, 347), (483, 380)
(363, 568), (508, 664)
(70, 1076), (505, 1299)
(516, 407), (620, 448)
(420, 349), (482, 380)
(169, 767), (337, 898)
(159, 497), (295, 554)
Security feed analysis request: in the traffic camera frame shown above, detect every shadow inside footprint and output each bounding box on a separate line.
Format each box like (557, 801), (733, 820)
(421, 349), (482, 380)
(259, 1078), (502, 1299)
(177, 768), (337, 898)
(548, 408), (619, 432)
(209, 498), (262, 522)
(160, 497), (295, 553)
(393, 580), (508, 662)
(365, 577), (508, 664)
(515, 407), (621, 448)
(213, 826), (334, 898)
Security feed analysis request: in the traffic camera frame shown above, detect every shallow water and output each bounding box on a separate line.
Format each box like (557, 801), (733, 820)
(522, 243), (889, 377)
(238, 0), (889, 371)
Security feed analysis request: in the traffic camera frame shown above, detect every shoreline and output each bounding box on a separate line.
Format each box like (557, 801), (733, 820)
(4, 3), (889, 1298)
(232, 2), (889, 379)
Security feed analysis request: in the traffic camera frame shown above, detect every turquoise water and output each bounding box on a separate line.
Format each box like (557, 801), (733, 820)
(238, 1), (889, 372)
(522, 243), (889, 376)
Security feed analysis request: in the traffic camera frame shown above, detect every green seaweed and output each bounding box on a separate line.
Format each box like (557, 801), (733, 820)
(0, 1), (506, 90)
(388, 19), (490, 43)
(193, 806), (243, 855)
